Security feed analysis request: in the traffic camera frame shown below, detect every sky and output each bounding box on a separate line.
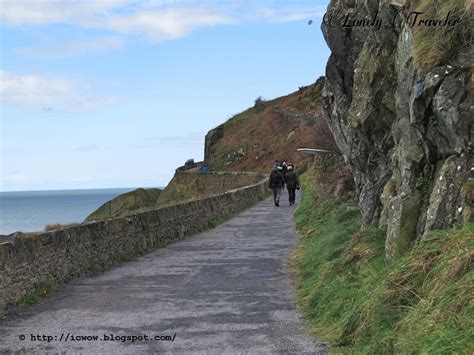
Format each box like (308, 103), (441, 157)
(0, 0), (330, 192)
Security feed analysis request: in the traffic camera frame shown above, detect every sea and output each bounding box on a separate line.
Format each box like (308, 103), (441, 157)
(0, 188), (138, 236)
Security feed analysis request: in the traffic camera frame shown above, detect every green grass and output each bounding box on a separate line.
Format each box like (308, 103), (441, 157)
(16, 279), (56, 307)
(87, 264), (101, 274)
(412, 0), (472, 70)
(85, 188), (162, 221)
(292, 169), (474, 353)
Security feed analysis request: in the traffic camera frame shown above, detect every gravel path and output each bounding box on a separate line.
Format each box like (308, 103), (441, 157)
(0, 192), (328, 354)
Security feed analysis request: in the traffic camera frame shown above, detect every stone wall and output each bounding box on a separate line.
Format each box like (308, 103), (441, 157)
(156, 170), (267, 206)
(271, 105), (319, 123)
(0, 178), (269, 309)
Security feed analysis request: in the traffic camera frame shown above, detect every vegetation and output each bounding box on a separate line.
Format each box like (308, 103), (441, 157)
(291, 169), (473, 353)
(254, 96), (265, 112)
(412, 0), (472, 70)
(85, 188), (162, 221)
(205, 80), (325, 172)
(156, 175), (203, 206)
(17, 279), (56, 307)
(415, 164), (434, 190)
(156, 172), (259, 206)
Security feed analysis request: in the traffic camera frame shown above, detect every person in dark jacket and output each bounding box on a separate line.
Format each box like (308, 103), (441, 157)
(285, 165), (300, 205)
(268, 167), (285, 206)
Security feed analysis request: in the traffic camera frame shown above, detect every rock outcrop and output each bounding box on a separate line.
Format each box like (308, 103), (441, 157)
(321, 0), (473, 257)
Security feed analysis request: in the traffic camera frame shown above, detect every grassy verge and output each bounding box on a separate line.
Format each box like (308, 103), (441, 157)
(291, 169), (473, 353)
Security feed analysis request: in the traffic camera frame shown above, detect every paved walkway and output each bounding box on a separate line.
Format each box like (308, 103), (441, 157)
(0, 193), (328, 354)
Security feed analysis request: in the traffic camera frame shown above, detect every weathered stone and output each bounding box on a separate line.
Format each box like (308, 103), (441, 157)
(422, 155), (471, 236)
(322, 0), (473, 257)
(379, 178), (396, 227)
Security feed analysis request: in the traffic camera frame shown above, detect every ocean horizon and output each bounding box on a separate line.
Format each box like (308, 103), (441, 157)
(0, 187), (153, 236)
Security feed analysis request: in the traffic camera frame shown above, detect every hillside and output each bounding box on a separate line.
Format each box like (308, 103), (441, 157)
(204, 78), (329, 173)
(292, 168), (473, 353)
(84, 77), (346, 220)
(85, 188), (162, 221)
(85, 172), (267, 221)
(156, 171), (265, 206)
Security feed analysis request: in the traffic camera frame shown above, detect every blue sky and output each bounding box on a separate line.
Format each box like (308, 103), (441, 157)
(0, 0), (330, 191)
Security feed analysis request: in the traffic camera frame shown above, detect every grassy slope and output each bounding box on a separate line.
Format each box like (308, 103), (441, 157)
(156, 173), (261, 206)
(291, 170), (473, 353)
(85, 188), (162, 221)
(412, 0), (472, 70)
(206, 79), (325, 173)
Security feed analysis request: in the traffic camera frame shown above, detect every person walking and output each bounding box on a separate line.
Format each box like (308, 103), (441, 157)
(282, 161), (288, 175)
(284, 165), (300, 205)
(268, 167), (285, 207)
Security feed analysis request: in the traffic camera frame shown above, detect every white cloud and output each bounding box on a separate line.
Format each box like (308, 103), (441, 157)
(91, 7), (234, 41)
(0, 70), (117, 110)
(0, 0), (125, 26)
(16, 36), (124, 59)
(0, 1), (323, 44)
(0, 1), (234, 42)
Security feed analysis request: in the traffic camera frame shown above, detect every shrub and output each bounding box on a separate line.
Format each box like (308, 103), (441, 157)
(254, 96), (265, 112)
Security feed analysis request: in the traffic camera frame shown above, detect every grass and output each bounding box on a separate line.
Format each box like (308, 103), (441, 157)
(291, 169), (474, 353)
(412, 0), (472, 70)
(85, 188), (162, 221)
(16, 279), (56, 307)
(156, 172), (260, 206)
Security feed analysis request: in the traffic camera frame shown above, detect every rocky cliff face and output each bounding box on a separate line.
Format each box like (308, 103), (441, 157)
(321, 0), (472, 257)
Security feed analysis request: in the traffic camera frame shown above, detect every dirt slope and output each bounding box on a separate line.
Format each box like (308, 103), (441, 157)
(204, 78), (326, 173)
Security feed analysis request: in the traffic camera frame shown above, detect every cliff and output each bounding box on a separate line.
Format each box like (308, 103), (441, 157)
(321, 0), (472, 257)
(204, 79), (328, 173)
